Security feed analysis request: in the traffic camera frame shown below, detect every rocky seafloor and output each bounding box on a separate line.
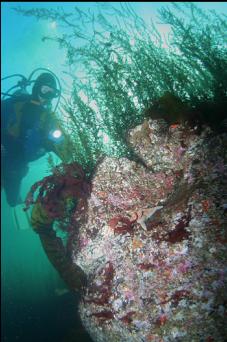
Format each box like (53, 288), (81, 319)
(71, 119), (227, 342)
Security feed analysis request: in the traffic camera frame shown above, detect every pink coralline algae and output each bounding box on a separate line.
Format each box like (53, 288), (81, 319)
(119, 311), (136, 324)
(177, 260), (192, 273)
(90, 310), (114, 323)
(85, 262), (115, 306)
(138, 263), (156, 271)
(165, 218), (191, 243)
(72, 120), (227, 342)
(156, 314), (168, 326)
(108, 214), (138, 235)
(149, 206), (192, 243)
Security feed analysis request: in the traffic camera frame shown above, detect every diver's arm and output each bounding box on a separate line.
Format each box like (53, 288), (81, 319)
(44, 113), (73, 162)
(46, 133), (74, 163)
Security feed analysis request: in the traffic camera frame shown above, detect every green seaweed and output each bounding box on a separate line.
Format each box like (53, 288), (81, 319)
(14, 3), (227, 173)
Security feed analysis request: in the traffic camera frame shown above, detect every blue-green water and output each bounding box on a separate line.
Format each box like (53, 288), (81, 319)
(1, 157), (92, 341)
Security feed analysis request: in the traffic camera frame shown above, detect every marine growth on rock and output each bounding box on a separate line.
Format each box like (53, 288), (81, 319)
(73, 119), (227, 342)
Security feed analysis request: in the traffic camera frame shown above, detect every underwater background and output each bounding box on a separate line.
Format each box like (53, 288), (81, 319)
(1, 2), (227, 342)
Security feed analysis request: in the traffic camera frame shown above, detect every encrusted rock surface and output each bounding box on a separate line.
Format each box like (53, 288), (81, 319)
(71, 119), (227, 342)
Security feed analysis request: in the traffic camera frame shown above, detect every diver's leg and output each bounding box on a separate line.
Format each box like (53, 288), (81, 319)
(2, 165), (27, 207)
(37, 227), (87, 292)
(1, 141), (29, 207)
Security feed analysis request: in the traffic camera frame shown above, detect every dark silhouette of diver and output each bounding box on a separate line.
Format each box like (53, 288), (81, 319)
(1, 72), (64, 207)
(1, 70), (87, 293)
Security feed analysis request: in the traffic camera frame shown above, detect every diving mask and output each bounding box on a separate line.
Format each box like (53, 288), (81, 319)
(39, 85), (60, 100)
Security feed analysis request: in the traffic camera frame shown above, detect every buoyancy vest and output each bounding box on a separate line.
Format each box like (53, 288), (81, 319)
(1, 95), (60, 161)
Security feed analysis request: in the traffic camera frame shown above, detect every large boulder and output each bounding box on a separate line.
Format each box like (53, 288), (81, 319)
(72, 119), (227, 341)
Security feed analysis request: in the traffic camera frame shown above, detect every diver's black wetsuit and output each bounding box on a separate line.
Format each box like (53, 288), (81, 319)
(1, 95), (59, 207)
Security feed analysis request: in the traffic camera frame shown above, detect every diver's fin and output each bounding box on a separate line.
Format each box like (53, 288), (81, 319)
(13, 203), (31, 231)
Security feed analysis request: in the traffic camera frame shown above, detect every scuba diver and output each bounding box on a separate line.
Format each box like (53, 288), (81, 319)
(1, 69), (64, 207)
(1, 69), (87, 293)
